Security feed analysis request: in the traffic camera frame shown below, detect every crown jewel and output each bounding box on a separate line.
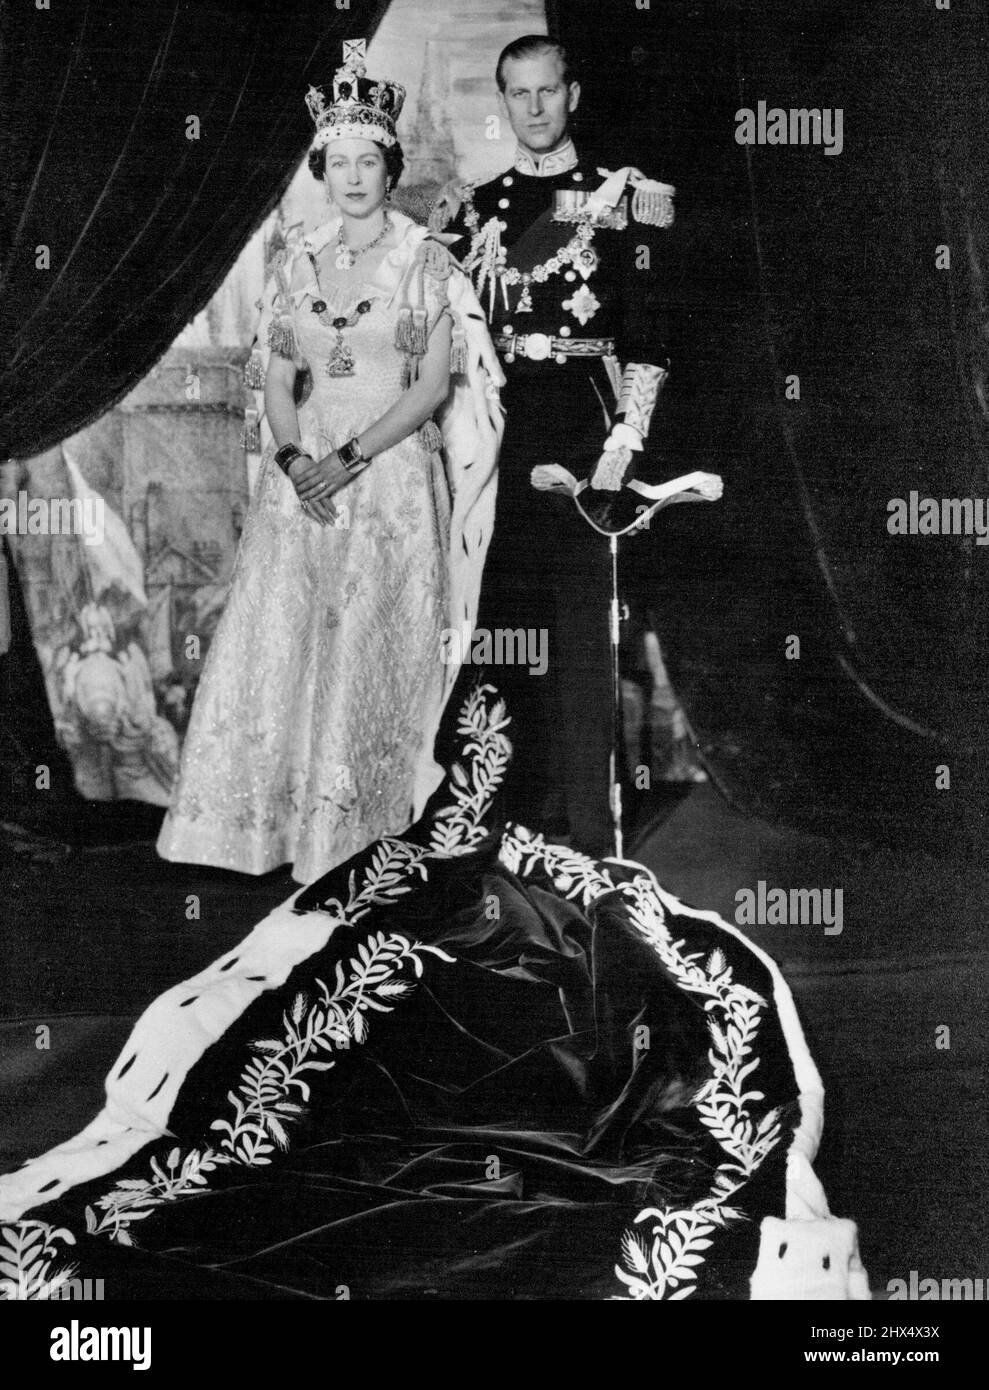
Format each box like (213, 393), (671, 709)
(306, 38), (406, 150)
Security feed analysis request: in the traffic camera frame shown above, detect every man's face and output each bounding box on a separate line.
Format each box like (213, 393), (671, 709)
(499, 52), (579, 155)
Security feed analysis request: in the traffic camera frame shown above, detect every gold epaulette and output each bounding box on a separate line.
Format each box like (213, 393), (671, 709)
(592, 167), (676, 228)
(630, 179), (675, 228)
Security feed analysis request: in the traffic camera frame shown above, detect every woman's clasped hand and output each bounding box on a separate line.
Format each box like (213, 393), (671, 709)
(289, 449), (354, 525)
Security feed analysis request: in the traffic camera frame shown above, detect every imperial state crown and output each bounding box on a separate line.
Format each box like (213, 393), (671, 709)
(305, 38), (406, 150)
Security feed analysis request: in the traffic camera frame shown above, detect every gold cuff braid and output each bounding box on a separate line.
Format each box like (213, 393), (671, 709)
(616, 362), (669, 439)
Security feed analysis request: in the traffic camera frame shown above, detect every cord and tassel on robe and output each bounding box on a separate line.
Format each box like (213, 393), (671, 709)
(394, 238), (470, 450)
(266, 250), (297, 359)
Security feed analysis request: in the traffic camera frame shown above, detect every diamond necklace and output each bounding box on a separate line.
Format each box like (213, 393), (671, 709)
(335, 212), (392, 271)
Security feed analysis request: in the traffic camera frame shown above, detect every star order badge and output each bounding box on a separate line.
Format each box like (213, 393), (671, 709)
(563, 284), (600, 326)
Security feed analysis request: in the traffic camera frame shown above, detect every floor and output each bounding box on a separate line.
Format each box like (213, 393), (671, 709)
(636, 784), (989, 1293)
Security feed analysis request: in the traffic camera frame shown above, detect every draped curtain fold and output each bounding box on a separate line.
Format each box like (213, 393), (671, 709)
(0, 0), (391, 460)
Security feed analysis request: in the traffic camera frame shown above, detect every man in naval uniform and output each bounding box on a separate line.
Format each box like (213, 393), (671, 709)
(432, 34), (679, 856)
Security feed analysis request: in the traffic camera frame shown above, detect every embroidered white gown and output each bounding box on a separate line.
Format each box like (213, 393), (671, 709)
(157, 223), (470, 883)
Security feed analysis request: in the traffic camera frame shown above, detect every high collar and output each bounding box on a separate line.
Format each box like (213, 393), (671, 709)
(513, 138), (579, 178)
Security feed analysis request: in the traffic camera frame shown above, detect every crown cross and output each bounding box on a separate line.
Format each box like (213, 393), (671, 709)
(343, 38), (367, 74)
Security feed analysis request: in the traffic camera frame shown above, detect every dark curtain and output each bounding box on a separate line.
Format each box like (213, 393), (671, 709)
(0, 0), (391, 460)
(551, 0), (989, 848)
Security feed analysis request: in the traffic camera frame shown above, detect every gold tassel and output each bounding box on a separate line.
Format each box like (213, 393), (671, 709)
(244, 352), (265, 389)
(410, 307), (429, 356)
(450, 319), (468, 375)
(240, 408), (260, 453)
(400, 354), (413, 390)
(267, 319), (295, 356)
(395, 305), (415, 352)
(420, 419), (443, 452)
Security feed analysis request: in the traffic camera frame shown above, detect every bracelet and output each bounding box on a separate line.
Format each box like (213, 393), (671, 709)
(274, 442), (309, 475)
(338, 436), (368, 474)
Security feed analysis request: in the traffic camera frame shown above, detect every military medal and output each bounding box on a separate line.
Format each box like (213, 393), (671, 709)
(562, 284), (600, 326)
(576, 246), (599, 279)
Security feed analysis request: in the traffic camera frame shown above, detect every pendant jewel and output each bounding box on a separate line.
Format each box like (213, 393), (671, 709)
(327, 337), (356, 376)
(334, 211), (392, 273)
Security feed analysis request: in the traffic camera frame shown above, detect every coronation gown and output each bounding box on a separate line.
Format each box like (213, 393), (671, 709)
(157, 217), (466, 884)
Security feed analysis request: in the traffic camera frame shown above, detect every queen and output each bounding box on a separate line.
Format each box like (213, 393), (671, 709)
(157, 40), (503, 884)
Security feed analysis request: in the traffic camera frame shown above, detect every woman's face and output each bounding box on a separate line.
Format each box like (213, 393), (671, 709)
(323, 139), (388, 218)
